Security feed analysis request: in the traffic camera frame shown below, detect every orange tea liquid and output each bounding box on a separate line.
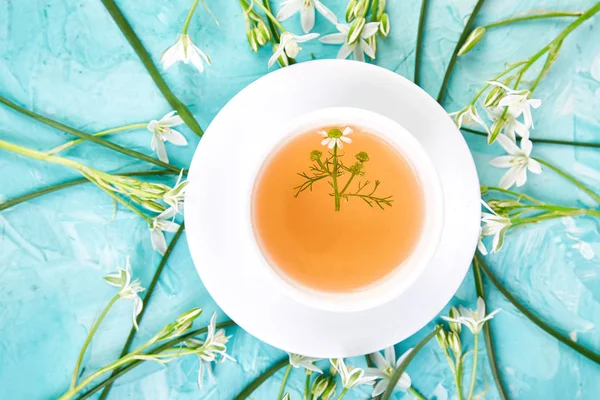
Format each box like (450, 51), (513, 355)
(252, 127), (424, 292)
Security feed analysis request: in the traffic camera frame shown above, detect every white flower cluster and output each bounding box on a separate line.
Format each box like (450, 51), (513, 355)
(104, 258), (145, 329)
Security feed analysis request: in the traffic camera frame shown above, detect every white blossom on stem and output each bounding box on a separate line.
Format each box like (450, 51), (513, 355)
(449, 104), (490, 133)
(161, 34), (211, 72)
(366, 347), (412, 396)
(276, 0), (337, 33)
(103, 258), (145, 330)
(480, 200), (511, 253)
(330, 358), (376, 389)
(442, 297), (501, 334)
(147, 111), (188, 163)
(490, 135), (542, 189)
(268, 32), (319, 68)
(488, 81), (542, 128)
(319, 22), (379, 62)
(149, 207), (180, 255)
(289, 353), (323, 373)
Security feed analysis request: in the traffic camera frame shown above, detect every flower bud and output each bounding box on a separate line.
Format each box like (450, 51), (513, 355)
(488, 119), (505, 144)
(142, 200), (166, 213)
(254, 28), (267, 46)
(257, 20), (271, 41)
(436, 329), (448, 350)
(310, 150), (323, 161)
(353, 0), (370, 18)
(484, 85), (505, 107)
(375, 0), (386, 20)
(379, 13), (390, 37)
(448, 306), (462, 334)
(355, 151), (369, 162)
(311, 375), (329, 398)
(322, 378), (337, 400)
(448, 331), (462, 358)
(274, 44), (290, 67)
(247, 29), (259, 52)
(367, 35), (378, 59)
(458, 26), (486, 56)
(345, 0), (358, 22)
(348, 17), (366, 45)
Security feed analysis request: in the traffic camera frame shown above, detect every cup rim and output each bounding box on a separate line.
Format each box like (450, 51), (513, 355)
(250, 106), (445, 312)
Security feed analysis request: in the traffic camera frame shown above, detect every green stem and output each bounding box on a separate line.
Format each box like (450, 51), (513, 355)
(71, 295), (120, 389)
(251, 0), (286, 31)
(408, 387), (427, 400)
(333, 145), (341, 211)
(182, 0), (200, 34)
(339, 171), (358, 196)
(466, 334), (479, 400)
(234, 358), (289, 400)
(381, 325), (443, 400)
(483, 11), (583, 29)
(455, 359), (464, 400)
(437, 0), (487, 103)
(461, 127), (600, 149)
(95, 183), (151, 222)
(277, 364), (292, 400)
(476, 254), (600, 365)
(469, 62), (526, 104)
(0, 95), (181, 172)
(534, 158), (600, 204)
(473, 258), (510, 400)
(100, 0), (204, 138)
(76, 321), (236, 400)
(262, 0), (281, 42)
(0, 170), (182, 213)
(97, 224), (186, 400)
(483, 186), (544, 204)
(336, 388), (349, 400)
(48, 123), (147, 155)
(304, 370), (311, 400)
(414, 0), (429, 85)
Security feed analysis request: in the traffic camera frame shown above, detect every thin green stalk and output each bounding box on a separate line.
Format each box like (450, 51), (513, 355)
(76, 321), (236, 400)
(0, 170), (181, 213)
(476, 254), (600, 365)
(483, 11), (583, 29)
(414, 0), (429, 85)
(339, 170), (358, 196)
(483, 186), (544, 205)
(408, 387), (427, 400)
(534, 158), (600, 204)
(333, 145), (341, 211)
(97, 224), (186, 400)
(304, 370), (311, 400)
(473, 258), (509, 400)
(461, 127), (600, 148)
(95, 183), (151, 222)
(381, 325), (443, 400)
(251, 0), (286, 31)
(100, 0), (204, 138)
(437, 0), (487, 103)
(262, 0), (281, 42)
(336, 388), (349, 400)
(0, 95), (181, 172)
(466, 334), (479, 400)
(48, 123), (147, 155)
(277, 364), (292, 400)
(234, 358), (289, 400)
(182, 0), (200, 34)
(71, 294), (120, 389)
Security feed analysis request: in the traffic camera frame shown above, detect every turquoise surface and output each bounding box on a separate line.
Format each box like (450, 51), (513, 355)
(1, 0), (600, 399)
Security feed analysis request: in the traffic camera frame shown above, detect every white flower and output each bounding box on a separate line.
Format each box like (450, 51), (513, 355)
(486, 106), (529, 141)
(150, 207), (180, 255)
(147, 111), (188, 163)
(477, 226), (488, 255)
(161, 34), (211, 72)
(277, 0), (337, 33)
(103, 258), (145, 330)
(185, 313), (235, 387)
(330, 358), (376, 389)
(320, 22), (379, 62)
(319, 127), (352, 149)
(488, 81), (542, 128)
(489, 135), (542, 189)
(366, 347), (412, 396)
(268, 32), (319, 68)
(441, 297), (501, 334)
(449, 104), (490, 133)
(163, 170), (188, 212)
(289, 353), (323, 373)
(480, 200), (511, 253)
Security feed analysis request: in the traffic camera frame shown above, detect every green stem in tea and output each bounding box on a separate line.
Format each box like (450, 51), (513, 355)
(332, 144), (341, 211)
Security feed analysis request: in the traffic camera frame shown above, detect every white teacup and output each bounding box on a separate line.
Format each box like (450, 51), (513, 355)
(249, 107), (445, 313)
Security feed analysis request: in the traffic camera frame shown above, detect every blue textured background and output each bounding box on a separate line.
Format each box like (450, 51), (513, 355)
(1, 0), (600, 399)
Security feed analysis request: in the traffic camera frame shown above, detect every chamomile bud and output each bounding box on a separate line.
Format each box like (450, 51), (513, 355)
(311, 150), (323, 161)
(355, 151), (369, 163)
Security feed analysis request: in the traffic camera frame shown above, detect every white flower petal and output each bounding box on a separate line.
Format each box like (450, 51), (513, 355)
(319, 32), (347, 44)
(151, 228), (168, 255)
(353, 45), (365, 62)
(499, 166), (521, 189)
(361, 22), (380, 38)
(520, 138), (533, 156)
(489, 155), (513, 168)
(300, 4), (315, 33)
(314, 0), (338, 24)
(277, 0), (301, 21)
(360, 38), (376, 59)
(154, 138), (169, 163)
(496, 134), (521, 156)
(336, 43), (354, 59)
(528, 158), (542, 174)
(372, 379), (388, 396)
(293, 32), (319, 43)
(164, 129), (188, 146)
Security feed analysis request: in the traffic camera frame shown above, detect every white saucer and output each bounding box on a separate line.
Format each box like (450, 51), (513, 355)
(185, 60), (481, 358)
